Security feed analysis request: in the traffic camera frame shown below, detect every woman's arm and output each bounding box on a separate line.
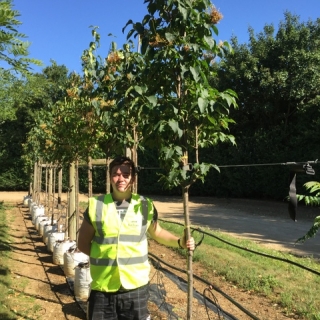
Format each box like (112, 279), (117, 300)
(148, 221), (195, 250)
(77, 219), (96, 256)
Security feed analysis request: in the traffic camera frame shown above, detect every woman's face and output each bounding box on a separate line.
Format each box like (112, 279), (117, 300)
(110, 164), (134, 193)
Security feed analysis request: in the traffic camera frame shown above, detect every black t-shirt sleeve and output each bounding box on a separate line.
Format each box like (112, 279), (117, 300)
(152, 204), (158, 223)
(83, 208), (92, 225)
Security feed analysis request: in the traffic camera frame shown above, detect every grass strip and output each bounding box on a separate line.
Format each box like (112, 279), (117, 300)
(159, 220), (320, 320)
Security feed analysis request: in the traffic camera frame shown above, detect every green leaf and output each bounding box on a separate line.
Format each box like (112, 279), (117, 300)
(204, 35), (216, 49)
(165, 32), (176, 42)
(190, 66), (200, 82)
(168, 120), (183, 137)
(162, 146), (175, 160)
(146, 95), (157, 106)
(207, 115), (217, 125)
(122, 19), (133, 34)
(126, 29), (135, 40)
(198, 97), (208, 113)
(178, 5), (188, 20)
(142, 14), (151, 25)
(134, 85), (143, 95)
(125, 86), (134, 97)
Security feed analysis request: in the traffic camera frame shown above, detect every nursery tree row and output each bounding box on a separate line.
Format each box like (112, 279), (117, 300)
(1, 3), (319, 202)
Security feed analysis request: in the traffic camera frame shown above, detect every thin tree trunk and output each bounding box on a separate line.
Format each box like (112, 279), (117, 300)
(106, 155), (111, 194)
(182, 185), (193, 320)
(33, 162), (37, 202)
(38, 163), (42, 205)
(75, 160), (79, 241)
(52, 166), (56, 229)
(48, 165), (53, 207)
(133, 127), (138, 193)
(68, 162), (76, 241)
(58, 166), (62, 209)
(177, 54), (193, 318)
(195, 126), (199, 164)
(45, 166), (48, 209)
(88, 156), (93, 198)
(181, 150), (193, 319)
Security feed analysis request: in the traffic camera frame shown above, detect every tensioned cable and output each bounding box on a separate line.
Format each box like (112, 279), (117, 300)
(136, 159), (319, 171)
(218, 160), (318, 168)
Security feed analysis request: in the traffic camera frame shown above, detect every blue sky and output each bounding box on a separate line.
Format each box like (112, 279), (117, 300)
(10, 0), (320, 74)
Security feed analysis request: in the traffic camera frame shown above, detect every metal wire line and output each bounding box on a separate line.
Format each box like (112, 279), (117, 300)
(136, 159), (319, 171)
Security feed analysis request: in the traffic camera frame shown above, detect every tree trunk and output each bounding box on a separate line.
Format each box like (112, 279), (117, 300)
(38, 163), (42, 205)
(75, 160), (80, 241)
(195, 126), (199, 164)
(58, 166), (62, 209)
(52, 166), (56, 228)
(88, 156), (93, 198)
(132, 127), (138, 193)
(68, 162), (76, 241)
(48, 165), (53, 207)
(182, 185), (193, 319)
(106, 155), (111, 194)
(45, 166), (48, 209)
(33, 162), (37, 202)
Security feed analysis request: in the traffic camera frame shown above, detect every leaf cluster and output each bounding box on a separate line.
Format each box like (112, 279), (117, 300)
(124, 0), (237, 188)
(0, 0), (41, 74)
(296, 181), (320, 242)
(23, 1), (238, 191)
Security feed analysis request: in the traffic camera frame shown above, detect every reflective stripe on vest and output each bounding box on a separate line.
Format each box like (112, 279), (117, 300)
(90, 254), (149, 266)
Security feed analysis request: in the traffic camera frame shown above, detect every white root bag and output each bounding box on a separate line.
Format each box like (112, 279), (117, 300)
(47, 232), (65, 253)
(74, 262), (92, 300)
(32, 206), (45, 225)
(53, 240), (76, 265)
(64, 247), (89, 278)
(39, 217), (57, 238)
(43, 224), (58, 244)
(30, 202), (37, 218)
(35, 215), (47, 232)
(38, 218), (51, 236)
(23, 195), (31, 207)
(27, 198), (33, 209)
(29, 201), (36, 212)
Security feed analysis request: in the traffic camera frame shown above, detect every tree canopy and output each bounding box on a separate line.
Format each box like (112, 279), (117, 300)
(195, 12), (320, 200)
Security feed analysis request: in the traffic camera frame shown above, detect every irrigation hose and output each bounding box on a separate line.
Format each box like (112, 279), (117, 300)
(159, 219), (320, 276)
(149, 252), (260, 320)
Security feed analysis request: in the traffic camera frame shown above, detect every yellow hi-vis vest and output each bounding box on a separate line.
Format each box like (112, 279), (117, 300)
(88, 193), (154, 292)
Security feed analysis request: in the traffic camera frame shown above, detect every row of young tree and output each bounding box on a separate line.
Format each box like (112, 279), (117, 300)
(1, 2), (319, 201)
(1, 3), (319, 210)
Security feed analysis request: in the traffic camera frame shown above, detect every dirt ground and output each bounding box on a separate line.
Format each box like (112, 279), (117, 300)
(1, 191), (320, 320)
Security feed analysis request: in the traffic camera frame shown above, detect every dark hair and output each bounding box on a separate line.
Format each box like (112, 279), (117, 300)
(109, 156), (136, 176)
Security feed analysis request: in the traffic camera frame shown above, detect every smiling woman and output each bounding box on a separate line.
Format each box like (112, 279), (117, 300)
(110, 156), (136, 199)
(77, 155), (195, 320)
